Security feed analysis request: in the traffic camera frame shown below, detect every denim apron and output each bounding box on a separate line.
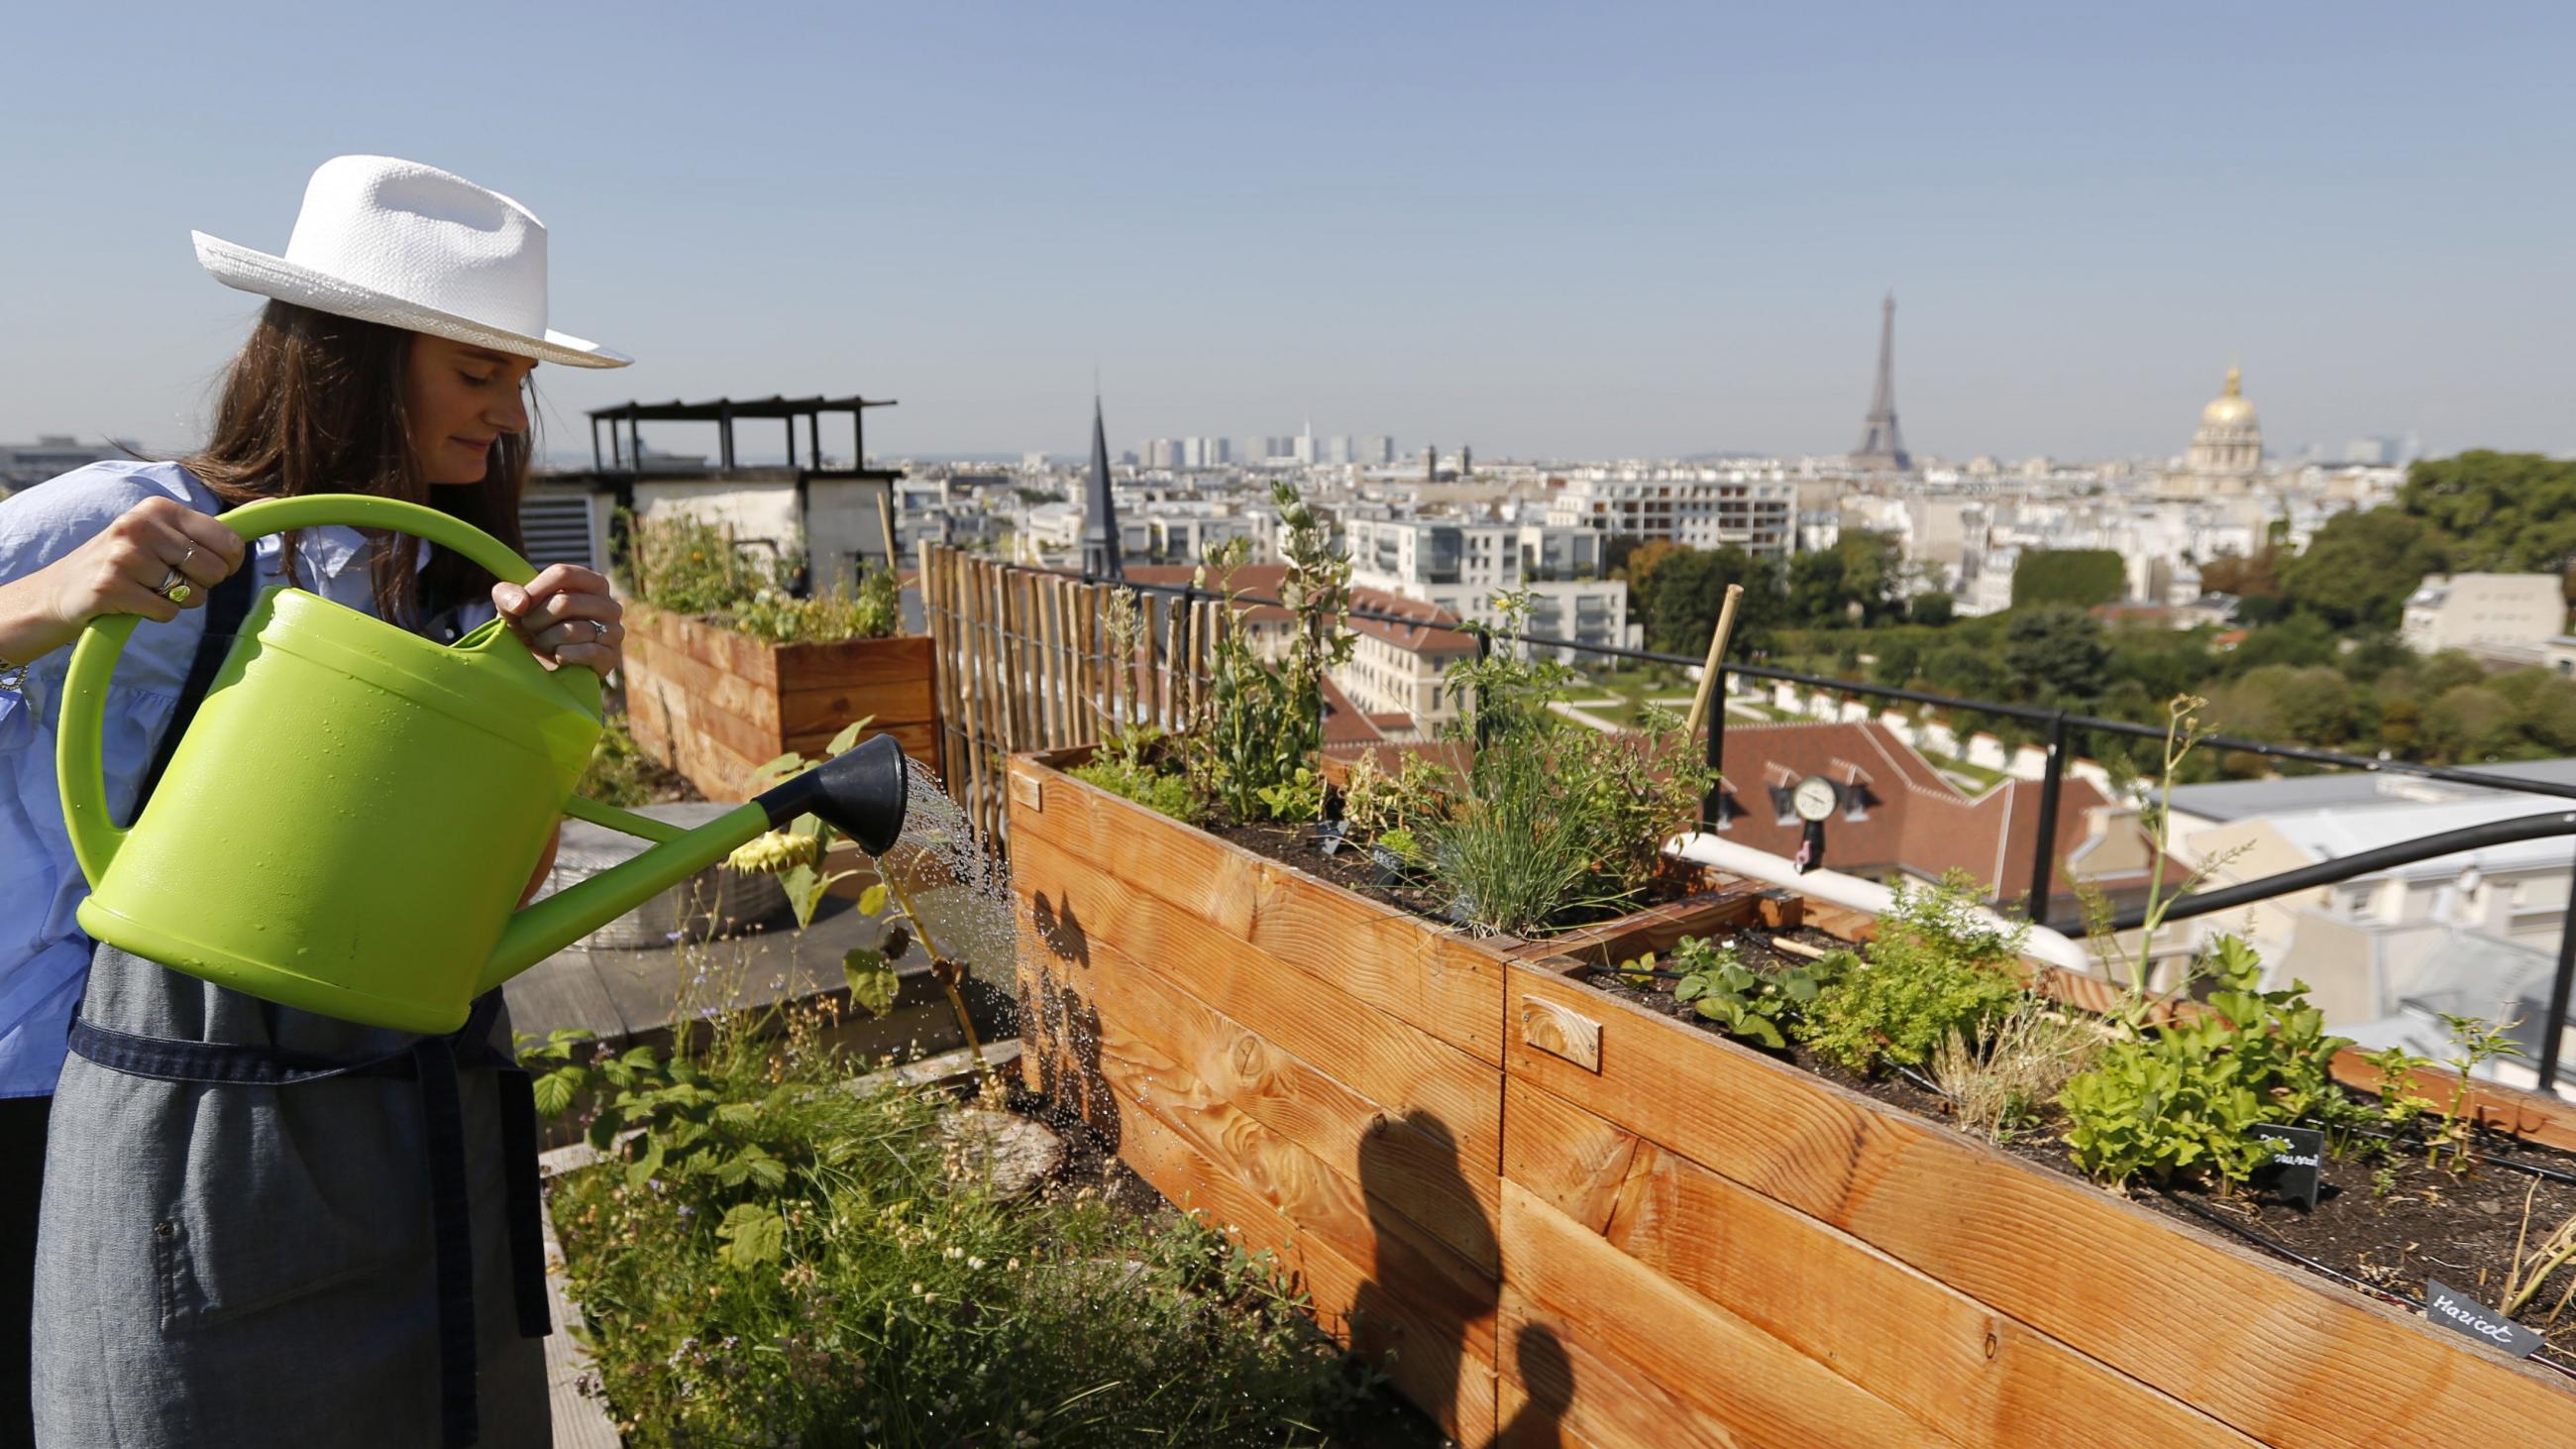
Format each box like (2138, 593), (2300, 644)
(29, 565), (552, 1448)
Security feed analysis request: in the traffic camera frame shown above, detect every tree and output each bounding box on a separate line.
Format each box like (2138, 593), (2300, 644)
(2400, 452), (2576, 580)
(1908, 591), (1955, 626)
(2000, 607), (2109, 705)
(2275, 508), (2447, 630)
(2198, 546), (2285, 607)
(2421, 684), (2522, 762)
(1645, 545), (1780, 656)
(2011, 549), (2127, 610)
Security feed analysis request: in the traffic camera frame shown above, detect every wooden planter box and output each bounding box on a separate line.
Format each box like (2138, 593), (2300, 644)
(1007, 746), (1759, 1444)
(622, 602), (940, 800)
(1500, 892), (2576, 1449)
(1010, 756), (2576, 1445)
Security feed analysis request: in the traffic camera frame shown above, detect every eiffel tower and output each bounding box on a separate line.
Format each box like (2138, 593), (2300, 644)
(1849, 291), (1910, 472)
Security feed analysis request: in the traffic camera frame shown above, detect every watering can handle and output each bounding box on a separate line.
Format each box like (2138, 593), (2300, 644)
(55, 494), (560, 887)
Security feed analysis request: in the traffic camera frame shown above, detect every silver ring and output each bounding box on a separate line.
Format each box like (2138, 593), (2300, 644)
(589, 619), (608, 642)
(155, 568), (192, 606)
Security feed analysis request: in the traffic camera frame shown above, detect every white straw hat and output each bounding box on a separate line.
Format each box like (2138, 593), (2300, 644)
(192, 155), (630, 369)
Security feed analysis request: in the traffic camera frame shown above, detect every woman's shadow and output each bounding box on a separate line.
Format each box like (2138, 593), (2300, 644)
(1351, 1111), (1571, 1447)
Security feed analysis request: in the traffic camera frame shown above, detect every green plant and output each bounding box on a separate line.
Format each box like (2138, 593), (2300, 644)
(2372, 1163), (2399, 1199)
(620, 507), (902, 644)
(1655, 937), (1847, 1050)
(2365, 1046), (2436, 1131)
(1931, 995), (2100, 1141)
(727, 564), (903, 644)
(574, 713), (694, 809)
(536, 1020), (1390, 1446)
(1340, 749), (1455, 836)
(1420, 596), (1714, 936)
(2059, 937), (2352, 1191)
(1070, 724), (1200, 823)
(2429, 1011), (2527, 1172)
(2087, 693), (2250, 1029)
(1254, 766), (1327, 823)
(1796, 871), (2027, 1072)
(1187, 486), (1354, 823)
(726, 717), (882, 929)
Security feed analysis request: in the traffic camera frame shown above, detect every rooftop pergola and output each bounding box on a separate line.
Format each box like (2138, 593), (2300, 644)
(587, 394), (898, 475)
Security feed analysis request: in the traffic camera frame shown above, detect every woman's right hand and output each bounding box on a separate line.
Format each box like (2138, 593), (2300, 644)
(0, 498), (248, 663)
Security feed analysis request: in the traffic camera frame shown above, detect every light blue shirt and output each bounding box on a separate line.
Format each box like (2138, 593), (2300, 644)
(0, 460), (490, 1098)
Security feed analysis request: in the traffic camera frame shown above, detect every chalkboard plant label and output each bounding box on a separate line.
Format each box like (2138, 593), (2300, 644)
(2425, 1278), (2545, 1358)
(2254, 1124), (2325, 1211)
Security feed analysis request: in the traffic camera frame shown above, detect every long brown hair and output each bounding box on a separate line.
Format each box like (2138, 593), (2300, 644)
(184, 299), (530, 624)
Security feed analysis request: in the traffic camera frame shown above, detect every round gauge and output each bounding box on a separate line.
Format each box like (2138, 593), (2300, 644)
(1791, 776), (1841, 823)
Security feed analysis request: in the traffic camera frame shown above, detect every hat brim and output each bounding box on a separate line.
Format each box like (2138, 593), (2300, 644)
(191, 231), (631, 369)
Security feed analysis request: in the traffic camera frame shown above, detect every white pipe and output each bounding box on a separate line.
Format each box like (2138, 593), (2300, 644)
(1664, 832), (2096, 976)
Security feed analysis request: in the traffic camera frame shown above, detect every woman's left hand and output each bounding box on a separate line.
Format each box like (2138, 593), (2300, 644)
(493, 565), (624, 678)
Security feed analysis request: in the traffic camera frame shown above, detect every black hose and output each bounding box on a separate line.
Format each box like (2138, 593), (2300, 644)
(2309, 1119), (2576, 1187)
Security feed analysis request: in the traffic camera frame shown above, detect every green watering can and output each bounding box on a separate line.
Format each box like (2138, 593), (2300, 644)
(56, 494), (910, 1035)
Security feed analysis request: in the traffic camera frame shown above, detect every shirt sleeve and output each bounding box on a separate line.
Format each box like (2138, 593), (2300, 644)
(0, 462), (202, 590)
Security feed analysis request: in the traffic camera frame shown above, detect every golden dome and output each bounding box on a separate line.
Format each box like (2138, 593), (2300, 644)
(2200, 366), (2257, 427)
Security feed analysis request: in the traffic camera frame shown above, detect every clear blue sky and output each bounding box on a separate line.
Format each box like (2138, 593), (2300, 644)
(5, 2), (2570, 464)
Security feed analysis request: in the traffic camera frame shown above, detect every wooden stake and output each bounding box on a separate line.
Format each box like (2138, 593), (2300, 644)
(1683, 583), (1745, 739)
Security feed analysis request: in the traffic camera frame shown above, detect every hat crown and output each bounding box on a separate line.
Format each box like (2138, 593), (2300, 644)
(279, 156), (550, 337)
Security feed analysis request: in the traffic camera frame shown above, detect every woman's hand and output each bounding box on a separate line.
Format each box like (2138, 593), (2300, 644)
(492, 564), (623, 678)
(0, 497), (247, 664)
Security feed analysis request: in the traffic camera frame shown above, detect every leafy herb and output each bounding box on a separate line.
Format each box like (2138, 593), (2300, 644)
(1658, 937), (1847, 1051)
(1795, 871), (2026, 1072)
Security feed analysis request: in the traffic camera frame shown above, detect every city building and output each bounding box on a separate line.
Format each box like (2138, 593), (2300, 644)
(2163, 366), (2265, 498)
(1546, 468), (1796, 556)
(2154, 766), (2576, 1080)
(2401, 573), (2566, 657)
(1343, 509), (1631, 659)
(2, 435), (137, 493)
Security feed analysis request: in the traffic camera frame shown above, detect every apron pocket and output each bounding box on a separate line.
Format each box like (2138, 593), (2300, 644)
(149, 1082), (429, 1336)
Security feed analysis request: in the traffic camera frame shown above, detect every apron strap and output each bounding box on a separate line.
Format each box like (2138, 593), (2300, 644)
(65, 990), (551, 1449)
(128, 511), (260, 825)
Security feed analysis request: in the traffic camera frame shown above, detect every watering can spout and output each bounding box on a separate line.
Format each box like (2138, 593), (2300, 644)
(480, 734), (913, 994)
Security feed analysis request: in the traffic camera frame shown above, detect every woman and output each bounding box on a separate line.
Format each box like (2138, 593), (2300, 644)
(0, 156), (629, 1448)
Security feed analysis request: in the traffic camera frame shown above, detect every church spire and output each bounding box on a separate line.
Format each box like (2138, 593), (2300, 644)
(1081, 394), (1124, 580)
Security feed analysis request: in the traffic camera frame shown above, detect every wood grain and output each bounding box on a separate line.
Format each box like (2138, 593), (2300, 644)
(1023, 916), (1501, 1273)
(1497, 1285), (1758, 1449)
(1012, 752), (1502, 1063)
(1504, 962), (2576, 1447)
(1505, 1079), (2258, 1447)
(1099, 1048), (1499, 1444)
(1502, 1179), (1958, 1448)
(1011, 830), (1501, 1179)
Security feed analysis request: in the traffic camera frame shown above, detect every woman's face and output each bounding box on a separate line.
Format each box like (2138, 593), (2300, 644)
(404, 334), (536, 485)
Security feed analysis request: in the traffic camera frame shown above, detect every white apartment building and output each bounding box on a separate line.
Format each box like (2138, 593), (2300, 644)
(1340, 598), (1479, 732)
(1342, 510), (1631, 660)
(1546, 467), (1796, 557)
(2402, 574), (2567, 657)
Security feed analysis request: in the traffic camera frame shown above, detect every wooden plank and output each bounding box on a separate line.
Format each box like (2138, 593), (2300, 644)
(622, 629), (782, 731)
(1028, 942), (1502, 1326)
(1023, 912), (1501, 1273)
(1505, 1079), (2259, 1448)
(1496, 1286), (1743, 1449)
(1103, 1059), (1499, 1444)
(1012, 829), (1501, 1179)
(1502, 1179), (1954, 1448)
(1012, 755), (1504, 1063)
(1503, 962), (2576, 1447)
(776, 682), (937, 739)
(773, 631), (937, 681)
